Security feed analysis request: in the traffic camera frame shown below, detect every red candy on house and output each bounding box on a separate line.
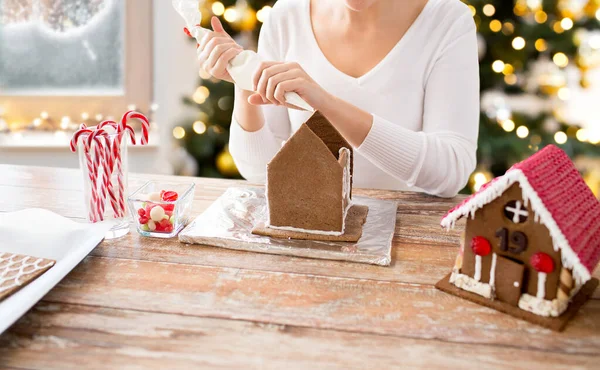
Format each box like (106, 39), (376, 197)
(530, 252), (555, 273)
(471, 236), (492, 256)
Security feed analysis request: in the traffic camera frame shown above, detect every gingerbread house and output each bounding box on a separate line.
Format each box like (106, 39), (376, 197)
(262, 111), (356, 237)
(439, 145), (600, 319)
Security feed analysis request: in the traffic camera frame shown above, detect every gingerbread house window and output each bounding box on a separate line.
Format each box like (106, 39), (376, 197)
(503, 200), (528, 224)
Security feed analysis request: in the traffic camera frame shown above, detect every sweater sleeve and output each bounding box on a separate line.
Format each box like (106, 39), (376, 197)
(357, 12), (479, 197)
(228, 8), (291, 183)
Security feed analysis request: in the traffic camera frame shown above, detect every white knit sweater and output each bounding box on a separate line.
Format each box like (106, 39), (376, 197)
(229, 0), (480, 197)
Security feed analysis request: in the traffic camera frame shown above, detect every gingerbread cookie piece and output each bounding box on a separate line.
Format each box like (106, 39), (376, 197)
(0, 252), (55, 302)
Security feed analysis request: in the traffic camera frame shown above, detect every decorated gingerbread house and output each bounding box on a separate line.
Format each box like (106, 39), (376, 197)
(439, 145), (600, 320)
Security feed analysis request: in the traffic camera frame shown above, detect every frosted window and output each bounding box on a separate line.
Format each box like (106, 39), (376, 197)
(0, 0), (124, 95)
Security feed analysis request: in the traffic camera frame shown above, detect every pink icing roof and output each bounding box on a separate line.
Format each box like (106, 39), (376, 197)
(442, 145), (600, 277)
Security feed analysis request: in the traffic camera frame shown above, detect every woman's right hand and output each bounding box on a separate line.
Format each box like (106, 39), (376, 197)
(194, 16), (243, 83)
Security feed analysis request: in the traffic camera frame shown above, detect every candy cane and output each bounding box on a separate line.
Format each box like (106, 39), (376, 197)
(87, 129), (109, 222)
(121, 110), (149, 145)
(70, 126), (99, 222)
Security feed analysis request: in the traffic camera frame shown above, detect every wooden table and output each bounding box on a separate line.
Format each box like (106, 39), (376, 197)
(0, 165), (598, 369)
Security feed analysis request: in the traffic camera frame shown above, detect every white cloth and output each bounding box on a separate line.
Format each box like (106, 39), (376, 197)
(229, 0), (480, 197)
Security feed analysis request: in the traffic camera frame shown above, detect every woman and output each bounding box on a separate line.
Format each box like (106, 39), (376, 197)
(197, 0), (479, 197)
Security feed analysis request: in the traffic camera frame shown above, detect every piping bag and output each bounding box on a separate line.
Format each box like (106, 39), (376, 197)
(172, 0), (314, 112)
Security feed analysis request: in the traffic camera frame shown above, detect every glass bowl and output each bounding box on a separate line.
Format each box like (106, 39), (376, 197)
(127, 181), (195, 238)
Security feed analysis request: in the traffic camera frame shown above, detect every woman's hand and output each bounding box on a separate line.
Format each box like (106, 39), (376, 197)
(195, 17), (243, 83)
(249, 61), (331, 110)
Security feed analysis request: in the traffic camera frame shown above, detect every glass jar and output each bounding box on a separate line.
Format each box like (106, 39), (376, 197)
(77, 131), (130, 239)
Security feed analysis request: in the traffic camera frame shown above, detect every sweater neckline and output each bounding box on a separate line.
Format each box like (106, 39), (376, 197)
(304, 0), (436, 84)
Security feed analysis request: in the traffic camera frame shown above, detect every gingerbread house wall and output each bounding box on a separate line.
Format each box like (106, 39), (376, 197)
(266, 124), (345, 233)
(461, 183), (562, 301)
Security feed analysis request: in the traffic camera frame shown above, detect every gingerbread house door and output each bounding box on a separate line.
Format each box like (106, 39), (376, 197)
(494, 256), (525, 306)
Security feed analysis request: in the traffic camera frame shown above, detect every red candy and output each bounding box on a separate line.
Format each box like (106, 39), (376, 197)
(139, 216), (149, 224)
(162, 191), (178, 202)
(471, 236), (492, 256)
(530, 252), (554, 273)
(137, 208), (146, 217)
(163, 203), (175, 212)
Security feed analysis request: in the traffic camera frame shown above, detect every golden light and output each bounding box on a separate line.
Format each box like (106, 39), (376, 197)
(576, 128), (589, 142)
(553, 22), (564, 34)
(596, 9), (600, 21)
(512, 37), (526, 50)
(554, 131), (568, 144)
(40, 111), (49, 119)
(256, 5), (272, 23)
(590, 35), (600, 50)
(172, 126), (186, 139)
(557, 87), (571, 100)
(502, 63), (514, 75)
(468, 5), (476, 16)
(535, 39), (547, 52)
(150, 103), (159, 112)
(516, 126), (529, 138)
(504, 74), (518, 85)
(127, 104), (137, 111)
(472, 171), (492, 192)
(223, 7), (239, 23)
(483, 4), (495, 17)
(193, 86), (210, 104)
(534, 11), (547, 24)
(589, 130), (600, 144)
(492, 60), (505, 73)
(513, 3), (527, 17)
(95, 114), (104, 121)
(212, 1), (225, 16)
(60, 116), (70, 130)
(489, 19), (502, 32)
(193, 120), (207, 134)
(560, 17), (573, 30)
(81, 112), (89, 120)
(502, 22), (515, 35)
(33, 118), (42, 127)
(502, 119), (516, 132)
(553, 52), (569, 67)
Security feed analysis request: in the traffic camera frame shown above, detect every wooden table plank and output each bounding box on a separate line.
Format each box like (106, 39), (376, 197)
(1, 302), (597, 370)
(1, 164), (599, 369)
(39, 256), (600, 355)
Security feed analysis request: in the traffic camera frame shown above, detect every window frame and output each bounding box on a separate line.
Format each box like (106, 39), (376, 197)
(0, 0), (153, 124)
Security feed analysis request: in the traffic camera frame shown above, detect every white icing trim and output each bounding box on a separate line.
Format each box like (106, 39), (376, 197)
(536, 272), (547, 299)
(450, 272), (493, 298)
(474, 255), (482, 281)
(441, 169), (591, 285)
(489, 253), (497, 287)
(518, 293), (569, 317)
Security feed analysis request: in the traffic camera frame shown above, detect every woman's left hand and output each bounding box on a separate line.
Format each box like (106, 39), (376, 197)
(249, 61), (330, 110)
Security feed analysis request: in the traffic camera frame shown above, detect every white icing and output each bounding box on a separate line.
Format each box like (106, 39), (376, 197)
(450, 272), (493, 299)
(474, 255), (482, 281)
(0, 253), (54, 293)
(536, 272), (547, 299)
(518, 293), (569, 317)
(441, 169), (591, 286)
(489, 253), (497, 287)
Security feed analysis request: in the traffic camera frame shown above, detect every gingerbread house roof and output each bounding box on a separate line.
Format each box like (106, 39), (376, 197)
(441, 145), (600, 285)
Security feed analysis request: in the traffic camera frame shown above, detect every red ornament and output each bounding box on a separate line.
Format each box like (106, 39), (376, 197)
(530, 252), (555, 273)
(471, 236), (492, 256)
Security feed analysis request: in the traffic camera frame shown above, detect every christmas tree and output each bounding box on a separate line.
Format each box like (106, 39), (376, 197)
(176, 0), (600, 196)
